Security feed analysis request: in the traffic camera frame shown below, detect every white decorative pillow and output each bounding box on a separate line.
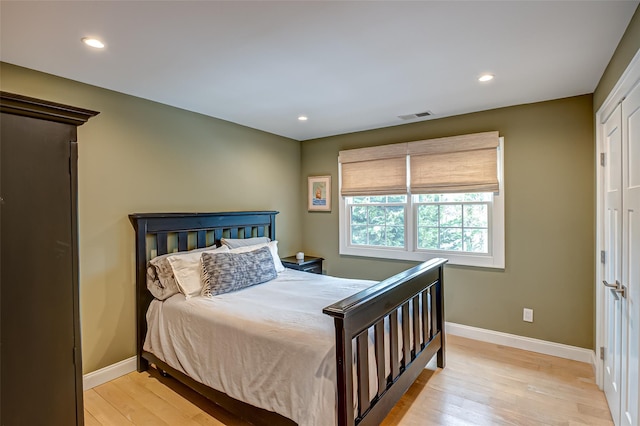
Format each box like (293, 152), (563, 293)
(200, 246), (277, 297)
(229, 240), (285, 273)
(221, 237), (271, 249)
(167, 245), (230, 298)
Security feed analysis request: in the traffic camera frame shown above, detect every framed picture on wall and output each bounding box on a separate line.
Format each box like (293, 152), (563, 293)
(308, 175), (331, 212)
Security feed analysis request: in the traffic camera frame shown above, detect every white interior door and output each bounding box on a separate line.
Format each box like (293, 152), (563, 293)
(603, 104), (623, 426)
(620, 79), (640, 426)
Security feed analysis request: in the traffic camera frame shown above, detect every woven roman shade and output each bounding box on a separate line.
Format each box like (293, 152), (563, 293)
(339, 143), (408, 196)
(339, 131), (500, 196)
(409, 131), (500, 194)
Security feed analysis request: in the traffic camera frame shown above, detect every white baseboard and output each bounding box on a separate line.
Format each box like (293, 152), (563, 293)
(83, 356), (137, 390)
(445, 322), (595, 365)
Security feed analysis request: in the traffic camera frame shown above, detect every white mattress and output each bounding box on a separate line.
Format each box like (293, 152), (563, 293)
(144, 268), (377, 426)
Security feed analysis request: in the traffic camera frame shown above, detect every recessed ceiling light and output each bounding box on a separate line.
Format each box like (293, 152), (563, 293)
(81, 37), (105, 49)
(298, 115), (308, 121)
(478, 74), (494, 82)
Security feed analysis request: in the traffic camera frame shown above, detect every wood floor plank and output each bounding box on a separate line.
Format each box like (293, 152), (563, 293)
(84, 389), (135, 426)
(83, 408), (102, 426)
(128, 370), (204, 419)
(93, 380), (169, 425)
(111, 373), (202, 425)
(84, 335), (613, 426)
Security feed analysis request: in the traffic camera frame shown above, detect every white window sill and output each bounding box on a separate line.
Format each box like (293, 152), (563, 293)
(339, 245), (505, 269)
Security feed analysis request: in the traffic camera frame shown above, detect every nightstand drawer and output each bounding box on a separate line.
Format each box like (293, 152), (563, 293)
(280, 256), (324, 275)
(300, 263), (322, 274)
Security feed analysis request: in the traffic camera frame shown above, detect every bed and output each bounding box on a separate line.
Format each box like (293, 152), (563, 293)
(129, 211), (446, 426)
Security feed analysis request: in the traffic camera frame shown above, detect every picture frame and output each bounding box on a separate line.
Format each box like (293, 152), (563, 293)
(308, 175), (331, 212)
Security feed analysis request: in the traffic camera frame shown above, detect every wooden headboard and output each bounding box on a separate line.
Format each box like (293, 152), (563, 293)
(128, 211), (278, 371)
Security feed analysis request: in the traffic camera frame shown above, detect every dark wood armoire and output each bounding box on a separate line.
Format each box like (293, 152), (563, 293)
(0, 92), (98, 425)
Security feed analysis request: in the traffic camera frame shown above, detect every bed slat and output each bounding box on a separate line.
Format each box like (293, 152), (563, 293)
(401, 302), (410, 366)
(197, 230), (207, 248)
(412, 295), (420, 354)
(389, 311), (399, 381)
(421, 291), (429, 348)
(374, 320), (385, 396)
(157, 233), (168, 255)
(356, 332), (370, 417)
(178, 232), (188, 252)
(430, 286), (437, 339)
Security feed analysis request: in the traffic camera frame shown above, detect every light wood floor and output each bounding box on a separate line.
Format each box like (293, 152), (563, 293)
(84, 335), (613, 425)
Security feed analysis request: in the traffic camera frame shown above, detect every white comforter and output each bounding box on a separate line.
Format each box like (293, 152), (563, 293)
(144, 268), (376, 425)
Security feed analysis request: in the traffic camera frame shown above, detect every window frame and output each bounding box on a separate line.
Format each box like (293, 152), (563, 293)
(338, 137), (505, 269)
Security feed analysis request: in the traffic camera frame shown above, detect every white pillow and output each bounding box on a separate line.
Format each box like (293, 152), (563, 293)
(221, 237), (271, 249)
(229, 240), (285, 273)
(167, 245), (230, 297)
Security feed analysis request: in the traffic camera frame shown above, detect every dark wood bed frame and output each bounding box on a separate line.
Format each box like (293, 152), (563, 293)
(129, 211), (446, 426)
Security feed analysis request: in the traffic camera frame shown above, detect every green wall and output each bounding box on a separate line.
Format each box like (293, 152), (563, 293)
(0, 62), (302, 373)
(301, 95), (595, 349)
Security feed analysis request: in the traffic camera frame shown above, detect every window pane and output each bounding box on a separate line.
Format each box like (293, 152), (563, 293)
(464, 204), (488, 227)
(463, 229), (488, 253)
(441, 205), (462, 227)
(351, 206), (367, 225)
(418, 205), (439, 227)
(440, 193), (466, 202)
(439, 228), (462, 251)
(386, 226), (405, 247)
(416, 194), (440, 203)
(386, 206), (405, 226)
(351, 225), (368, 245)
(351, 195), (407, 204)
(417, 227), (439, 249)
(368, 225), (385, 245)
(464, 193), (492, 202)
(368, 206), (385, 225)
(387, 195), (406, 203)
(369, 196), (387, 203)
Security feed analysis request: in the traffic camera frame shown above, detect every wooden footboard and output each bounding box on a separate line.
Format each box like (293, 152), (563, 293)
(323, 258), (447, 426)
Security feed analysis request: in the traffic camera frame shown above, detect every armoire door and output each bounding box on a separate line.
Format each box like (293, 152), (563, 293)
(1, 92), (98, 426)
(1, 113), (80, 425)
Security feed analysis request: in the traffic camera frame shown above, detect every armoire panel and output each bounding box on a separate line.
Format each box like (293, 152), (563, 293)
(0, 91), (98, 426)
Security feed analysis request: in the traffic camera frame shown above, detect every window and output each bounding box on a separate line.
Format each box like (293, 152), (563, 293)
(339, 133), (504, 268)
(415, 193), (491, 253)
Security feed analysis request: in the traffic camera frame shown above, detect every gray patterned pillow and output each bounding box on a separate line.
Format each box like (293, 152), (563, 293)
(201, 246), (277, 297)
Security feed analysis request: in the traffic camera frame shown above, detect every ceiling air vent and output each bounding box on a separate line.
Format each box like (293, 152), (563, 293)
(398, 110), (433, 120)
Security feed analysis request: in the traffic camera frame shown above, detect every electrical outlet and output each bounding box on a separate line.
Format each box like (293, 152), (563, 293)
(523, 308), (534, 322)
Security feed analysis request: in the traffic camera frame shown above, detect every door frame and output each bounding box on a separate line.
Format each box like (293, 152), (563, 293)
(595, 48), (640, 389)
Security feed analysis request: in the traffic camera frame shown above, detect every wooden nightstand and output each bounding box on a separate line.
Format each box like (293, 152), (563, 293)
(280, 256), (324, 274)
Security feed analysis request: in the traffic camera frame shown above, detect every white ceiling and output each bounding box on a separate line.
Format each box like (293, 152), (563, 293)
(1, 1), (637, 141)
